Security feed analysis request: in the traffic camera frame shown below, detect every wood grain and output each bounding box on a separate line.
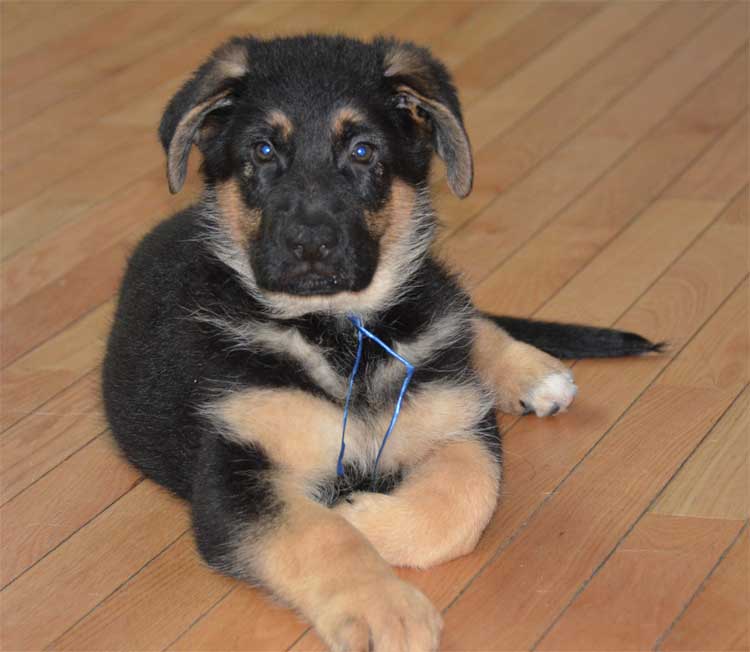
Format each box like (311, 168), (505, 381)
(0, 369), (104, 503)
(0, 2), (119, 63)
(52, 534), (236, 652)
(472, 58), (748, 318)
(536, 514), (745, 651)
(1, 3), (243, 130)
(659, 527), (749, 652)
(436, 1), (731, 235)
(0, 434), (140, 587)
(653, 386), (749, 520)
(1, 301), (113, 431)
(0, 481), (189, 651)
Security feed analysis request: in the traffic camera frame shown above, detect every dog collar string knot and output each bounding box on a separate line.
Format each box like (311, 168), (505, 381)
(336, 315), (415, 478)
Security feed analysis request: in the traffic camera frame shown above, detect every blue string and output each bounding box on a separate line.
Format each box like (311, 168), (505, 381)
(336, 315), (415, 479)
(336, 318), (364, 476)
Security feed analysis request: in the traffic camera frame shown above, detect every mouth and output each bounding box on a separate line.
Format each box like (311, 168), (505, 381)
(281, 269), (344, 296)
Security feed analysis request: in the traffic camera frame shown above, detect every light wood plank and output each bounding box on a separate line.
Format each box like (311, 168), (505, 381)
(2, 174), (172, 309)
(665, 112), (749, 201)
(2, 131), (163, 258)
(472, 51), (748, 318)
(168, 584), (310, 652)
(536, 166), (744, 324)
(0, 435), (140, 587)
(1, 237), (135, 366)
(659, 527), (749, 652)
(0, 481), (189, 651)
(442, 5), (747, 285)
(0, 2), (119, 63)
(536, 514), (745, 651)
(653, 387), (749, 520)
(719, 184), (749, 227)
(428, 2), (541, 69)
(0, 370), (103, 504)
(435, 0), (725, 230)
(486, 198), (725, 326)
(0, 301), (113, 431)
(1, 2), (227, 109)
(52, 534), (236, 652)
(1, 124), (154, 216)
(451, 1), (601, 104)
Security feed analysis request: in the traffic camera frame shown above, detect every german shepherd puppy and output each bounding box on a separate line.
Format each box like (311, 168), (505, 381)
(103, 34), (660, 651)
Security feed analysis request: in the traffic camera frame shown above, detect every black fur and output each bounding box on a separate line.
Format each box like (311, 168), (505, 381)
(482, 314), (665, 359)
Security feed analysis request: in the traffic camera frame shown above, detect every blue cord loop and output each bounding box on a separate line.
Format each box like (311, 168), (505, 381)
(336, 315), (415, 478)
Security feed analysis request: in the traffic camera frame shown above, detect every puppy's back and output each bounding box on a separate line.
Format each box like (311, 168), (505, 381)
(102, 208), (215, 498)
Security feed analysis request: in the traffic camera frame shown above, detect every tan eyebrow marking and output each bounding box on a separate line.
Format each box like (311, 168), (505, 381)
(331, 106), (366, 137)
(265, 110), (294, 140)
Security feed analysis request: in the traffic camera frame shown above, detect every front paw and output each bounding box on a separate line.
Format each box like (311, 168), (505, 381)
(318, 576), (442, 652)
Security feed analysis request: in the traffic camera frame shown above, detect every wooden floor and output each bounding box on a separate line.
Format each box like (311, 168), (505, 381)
(1, 1), (748, 650)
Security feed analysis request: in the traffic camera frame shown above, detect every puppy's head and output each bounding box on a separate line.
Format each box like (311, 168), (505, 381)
(159, 35), (472, 317)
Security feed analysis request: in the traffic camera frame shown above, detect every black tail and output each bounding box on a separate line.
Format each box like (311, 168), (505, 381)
(482, 313), (665, 360)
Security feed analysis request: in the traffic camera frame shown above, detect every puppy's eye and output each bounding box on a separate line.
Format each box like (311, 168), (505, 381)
(351, 143), (374, 164)
(255, 141), (275, 162)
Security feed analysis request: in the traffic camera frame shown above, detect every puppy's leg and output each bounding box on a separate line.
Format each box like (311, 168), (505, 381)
(472, 316), (577, 417)
(192, 435), (442, 652)
(336, 437), (500, 569)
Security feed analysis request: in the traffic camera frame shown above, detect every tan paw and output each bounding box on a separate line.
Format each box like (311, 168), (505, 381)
(520, 367), (577, 417)
(492, 343), (577, 417)
(318, 576), (442, 652)
(336, 492), (480, 569)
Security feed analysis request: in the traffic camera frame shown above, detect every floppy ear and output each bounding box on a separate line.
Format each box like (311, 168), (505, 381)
(382, 40), (473, 198)
(158, 39), (250, 193)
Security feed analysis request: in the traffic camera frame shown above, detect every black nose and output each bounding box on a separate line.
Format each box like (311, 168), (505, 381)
(286, 223), (338, 263)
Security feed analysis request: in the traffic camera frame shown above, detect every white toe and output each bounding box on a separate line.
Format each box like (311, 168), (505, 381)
(525, 370), (577, 417)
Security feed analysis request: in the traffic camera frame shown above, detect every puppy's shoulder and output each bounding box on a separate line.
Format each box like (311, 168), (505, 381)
(129, 204), (208, 269)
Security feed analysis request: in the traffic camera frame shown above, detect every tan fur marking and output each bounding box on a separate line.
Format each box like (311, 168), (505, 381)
(216, 389), (342, 477)
(384, 46), (435, 94)
(212, 379), (489, 478)
(376, 382), (492, 469)
(237, 479), (442, 651)
(204, 41), (249, 92)
(472, 316), (574, 415)
(215, 178), (261, 247)
(336, 438), (500, 569)
(363, 176), (412, 237)
(374, 179), (414, 248)
(266, 109), (293, 140)
(331, 106), (366, 137)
